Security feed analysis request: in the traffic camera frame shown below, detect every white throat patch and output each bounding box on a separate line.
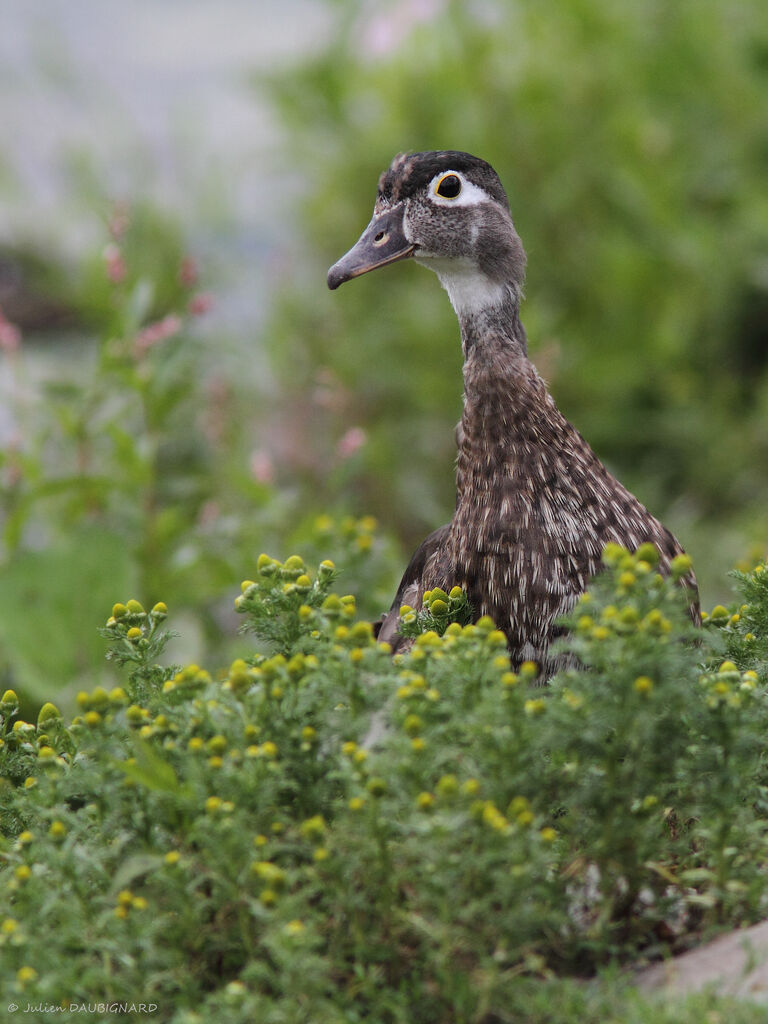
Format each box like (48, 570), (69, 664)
(416, 254), (510, 316)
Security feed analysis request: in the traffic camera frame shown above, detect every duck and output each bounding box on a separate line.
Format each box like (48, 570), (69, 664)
(328, 150), (699, 676)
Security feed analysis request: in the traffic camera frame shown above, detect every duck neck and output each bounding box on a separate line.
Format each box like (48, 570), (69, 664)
(453, 285), (558, 493)
(456, 284), (528, 361)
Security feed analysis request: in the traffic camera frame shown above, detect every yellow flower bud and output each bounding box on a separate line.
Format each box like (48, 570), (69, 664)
(37, 702), (61, 726)
(416, 792), (435, 811)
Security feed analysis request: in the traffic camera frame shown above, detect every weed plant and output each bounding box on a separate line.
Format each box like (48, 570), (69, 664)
(2, 542), (768, 1021)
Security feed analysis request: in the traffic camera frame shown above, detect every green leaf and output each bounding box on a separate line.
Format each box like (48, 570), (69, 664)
(115, 737), (181, 794)
(0, 527), (136, 702)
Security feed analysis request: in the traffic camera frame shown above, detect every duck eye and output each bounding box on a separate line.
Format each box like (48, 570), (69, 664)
(435, 174), (461, 199)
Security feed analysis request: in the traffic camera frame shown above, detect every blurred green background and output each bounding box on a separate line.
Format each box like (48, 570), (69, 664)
(1, 0), (767, 709)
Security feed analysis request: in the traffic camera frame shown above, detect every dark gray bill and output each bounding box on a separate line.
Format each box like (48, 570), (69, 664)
(327, 206), (414, 290)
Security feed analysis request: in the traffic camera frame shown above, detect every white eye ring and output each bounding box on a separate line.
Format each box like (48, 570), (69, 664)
(434, 173), (462, 199)
(428, 172), (489, 208)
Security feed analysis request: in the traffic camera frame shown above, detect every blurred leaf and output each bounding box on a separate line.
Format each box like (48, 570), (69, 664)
(0, 527), (135, 700)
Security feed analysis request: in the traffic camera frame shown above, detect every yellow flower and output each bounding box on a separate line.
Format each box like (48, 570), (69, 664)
(436, 774), (459, 797)
(670, 553), (692, 577)
(416, 792), (435, 812)
(164, 851), (181, 865)
(348, 796), (365, 811)
(540, 827), (558, 843)
(16, 966), (37, 985)
(49, 821), (67, 841)
(481, 802), (509, 832)
(37, 702), (61, 725)
(252, 861), (287, 888)
(524, 698), (546, 716)
(207, 735), (228, 755)
(300, 815), (326, 841)
(634, 676), (653, 695)
(403, 714), (422, 736)
(126, 704), (148, 725)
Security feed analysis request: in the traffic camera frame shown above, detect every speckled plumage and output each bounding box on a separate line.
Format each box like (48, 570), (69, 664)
(329, 151), (699, 676)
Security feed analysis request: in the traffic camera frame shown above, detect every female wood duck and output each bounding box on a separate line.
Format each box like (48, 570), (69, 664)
(328, 151), (698, 675)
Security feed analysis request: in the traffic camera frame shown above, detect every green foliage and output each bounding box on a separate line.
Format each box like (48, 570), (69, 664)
(398, 583), (474, 638)
(99, 598), (177, 703)
(0, 528), (134, 703)
(709, 561), (768, 679)
(2, 548), (768, 1020)
(261, 0), (768, 586)
(0, 205), (403, 702)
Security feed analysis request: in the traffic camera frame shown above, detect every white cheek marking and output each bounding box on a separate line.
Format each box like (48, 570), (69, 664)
(428, 172), (490, 208)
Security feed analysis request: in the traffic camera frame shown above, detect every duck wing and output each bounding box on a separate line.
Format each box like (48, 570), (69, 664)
(374, 524), (451, 651)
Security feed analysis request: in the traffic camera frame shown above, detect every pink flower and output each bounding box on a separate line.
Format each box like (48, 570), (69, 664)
(361, 0), (444, 57)
(108, 203), (130, 241)
(250, 449), (275, 485)
(337, 426), (367, 459)
(0, 305), (21, 353)
(198, 500), (221, 527)
(103, 242), (126, 284)
(188, 292), (213, 316)
(134, 314), (183, 355)
(178, 257), (199, 288)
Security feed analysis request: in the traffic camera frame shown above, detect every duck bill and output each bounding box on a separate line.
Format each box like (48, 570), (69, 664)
(327, 207), (414, 290)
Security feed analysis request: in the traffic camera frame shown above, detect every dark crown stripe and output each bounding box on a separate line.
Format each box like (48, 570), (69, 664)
(378, 151), (508, 208)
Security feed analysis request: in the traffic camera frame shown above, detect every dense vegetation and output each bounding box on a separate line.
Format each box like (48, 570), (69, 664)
(2, 6), (768, 1015)
(2, 542), (768, 1021)
(2, 0), (768, 706)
